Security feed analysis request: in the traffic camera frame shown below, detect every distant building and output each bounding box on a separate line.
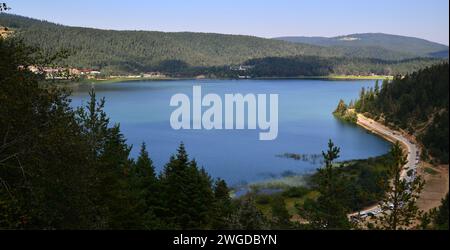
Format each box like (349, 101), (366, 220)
(24, 65), (101, 79)
(230, 65), (255, 71)
(78, 69), (93, 75)
(143, 72), (166, 78)
(69, 68), (80, 75)
(28, 65), (40, 73)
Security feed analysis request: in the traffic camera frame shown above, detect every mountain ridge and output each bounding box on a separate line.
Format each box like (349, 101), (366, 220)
(0, 13), (446, 75)
(274, 33), (449, 58)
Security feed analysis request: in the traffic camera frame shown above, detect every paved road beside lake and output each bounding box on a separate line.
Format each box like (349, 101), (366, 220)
(349, 114), (419, 217)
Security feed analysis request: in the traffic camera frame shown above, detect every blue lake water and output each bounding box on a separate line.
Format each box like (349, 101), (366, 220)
(70, 79), (391, 186)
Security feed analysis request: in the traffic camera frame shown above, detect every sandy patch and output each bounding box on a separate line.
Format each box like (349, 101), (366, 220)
(417, 164), (449, 212)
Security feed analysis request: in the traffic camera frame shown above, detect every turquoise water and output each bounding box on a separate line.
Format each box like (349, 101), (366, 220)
(70, 79), (391, 185)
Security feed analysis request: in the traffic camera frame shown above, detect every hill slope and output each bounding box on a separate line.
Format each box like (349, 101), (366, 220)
(1, 14), (435, 74)
(275, 33), (449, 58)
(1, 14), (446, 75)
(354, 63), (449, 164)
(0, 13), (344, 73)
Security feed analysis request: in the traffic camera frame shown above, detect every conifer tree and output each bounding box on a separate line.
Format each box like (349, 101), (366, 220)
(160, 143), (215, 229)
(334, 99), (348, 115)
(1, 39), (100, 229)
(298, 140), (351, 229)
(211, 179), (233, 229)
(371, 142), (425, 230)
(75, 90), (144, 229)
(133, 142), (156, 180)
(131, 142), (161, 229)
(374, 80), (380, 95)
(348, 100), (354, 109)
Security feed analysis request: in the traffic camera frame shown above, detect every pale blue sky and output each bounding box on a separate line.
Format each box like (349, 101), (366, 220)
(6, 0), (450, 45)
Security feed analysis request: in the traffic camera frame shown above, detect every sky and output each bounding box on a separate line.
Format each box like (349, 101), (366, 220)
(6, 0), (450, 45)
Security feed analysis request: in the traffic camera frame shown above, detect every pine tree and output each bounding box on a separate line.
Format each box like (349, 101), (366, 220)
(160, 143), (190, 228)
(214, 179), (231, 201)
(211, 179), (233, 229)
(0, 38), (99, 229)
(186, 162), (215, 229)
(101, 125), (139, 229)
(334, 99), (348, 115)
(348, 100), (355, 109)
(76, 88), (110, 157)
(358, 87), (366, 112)
(371, 142), (425, 230)
(160, 143), (215, 229)
(133, 142), (156, 180)
(298, 140), (351, 229)
(381, 79), (388, 94)
(374, 80), (380, 95)
(75, 90), (142, 229)
(129, 143), (163, 229)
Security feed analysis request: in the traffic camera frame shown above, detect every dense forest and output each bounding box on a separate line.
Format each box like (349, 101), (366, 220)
(275, 33), (449, 58)
(353, 63), (449, 164)
(243, 56), (442, 77)
(0, 13), (338, 73)
(0, 13), (446, 76)
(0, 38), (244, 229)
(1, 3), (449, 230)
(1, 37), (448, 230)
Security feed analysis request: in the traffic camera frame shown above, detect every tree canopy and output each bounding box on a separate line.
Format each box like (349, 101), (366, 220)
(354, 63), (449, 164)
(0, 13), (445, 77)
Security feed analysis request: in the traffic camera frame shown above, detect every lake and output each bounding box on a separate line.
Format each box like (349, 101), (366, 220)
(70, 79), (391, 186)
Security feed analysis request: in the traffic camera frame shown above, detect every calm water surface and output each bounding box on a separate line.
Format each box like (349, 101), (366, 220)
(70, 79), (390, 185)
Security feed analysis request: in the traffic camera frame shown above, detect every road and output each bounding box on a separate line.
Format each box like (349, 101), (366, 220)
(348, 114), (420, 218)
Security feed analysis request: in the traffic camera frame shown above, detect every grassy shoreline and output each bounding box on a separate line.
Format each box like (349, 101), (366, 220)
(241, 153), (393, 220)
(54, 74), (393, 86)
(255, 75), (393, 80)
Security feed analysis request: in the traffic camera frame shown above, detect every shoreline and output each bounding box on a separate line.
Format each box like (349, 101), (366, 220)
(356, 114), (418, 179)
(355, 114), (448, 217)
(348, 113), (420, 217)
(55, 75), (393, 86)
(232, 112), (446, 224)
(254, 75), (393, 80)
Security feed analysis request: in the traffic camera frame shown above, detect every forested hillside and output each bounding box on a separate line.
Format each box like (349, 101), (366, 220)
(275, 33), (449, 59)
(354, 63), (449, 164)
(2, 34), (447, 231)
(0, 13), (446, 76)
(0, 13), (341, 73)
(243, 56), (442, 77)
(0, 38), (239, 229)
